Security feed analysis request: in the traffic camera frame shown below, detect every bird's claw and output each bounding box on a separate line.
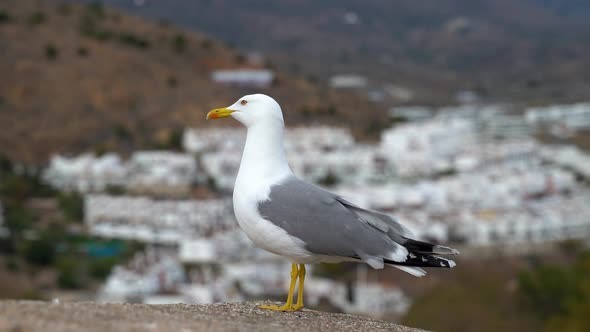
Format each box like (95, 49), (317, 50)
(292, 303), (304, 311)
(258, 304), (302, 312)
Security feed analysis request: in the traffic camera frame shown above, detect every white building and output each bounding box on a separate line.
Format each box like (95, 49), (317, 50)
(44, 151), (197, 196)
(43, 153), (127, 192)
(526, 103), (590, 131)
(183, 128), (246, 154)
(454, 191), (590, 246)
(380, 118), (478, 177)
(289, 145), (389, 185)
(329, 75), (368, 89)
(180, 229), (275, 264)
(99, 247), (185, 303)
(284, 126), (355, 152)
(85, 195), (234, 244)
(388, 106), (433, 122)
(126, 151), (197, 196)
(539, 145), (590, 180)
(211, 69), (274, 88)
(482, 114), (533, 140)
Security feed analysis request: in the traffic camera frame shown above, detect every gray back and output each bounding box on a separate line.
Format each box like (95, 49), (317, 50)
(257, 176), (404, 259)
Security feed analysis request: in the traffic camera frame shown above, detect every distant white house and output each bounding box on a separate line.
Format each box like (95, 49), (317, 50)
(210, 69), (274, 88)
(85, 195), (234, 244)
(44, 151), (197, 196)
(183, 128), (246, 154)
(388, 106), (433, 122)
(126, 151), (197, 196)
(43, 153), (127, 192)
(526, 103), (590, 131)
(279, 265), (410, 317)
(285, 126), (355, 152)
(380, 118), (477, 177)
(454, 191), (590, 246)
(180, 239), (215, 263)
(539, 145), (590, 180)
(99, 248), (185, 302)
(342, 11), (359, 25)
(384, 84), (415, 102)
(454, 90), (479, 104)
(482, 114), (533, 140)
(329, 75), (368, 89)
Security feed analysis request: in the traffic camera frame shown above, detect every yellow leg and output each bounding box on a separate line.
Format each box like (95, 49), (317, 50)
(259, 263), (299, 311)
(293, 264), (306, 310)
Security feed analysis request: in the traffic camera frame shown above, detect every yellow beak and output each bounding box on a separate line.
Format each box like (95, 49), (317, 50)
(207, 107), (235, 120)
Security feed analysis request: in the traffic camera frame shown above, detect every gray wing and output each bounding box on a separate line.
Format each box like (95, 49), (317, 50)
(257, 176), (409, 268)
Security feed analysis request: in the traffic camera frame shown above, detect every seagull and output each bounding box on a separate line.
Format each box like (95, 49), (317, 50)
(207, 94), (459, 311)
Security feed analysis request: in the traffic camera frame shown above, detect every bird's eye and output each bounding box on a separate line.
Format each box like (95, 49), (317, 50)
(240, 100), (248, 105)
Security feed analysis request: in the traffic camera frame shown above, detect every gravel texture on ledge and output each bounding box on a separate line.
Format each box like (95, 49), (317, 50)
(0, 300), (428, 332)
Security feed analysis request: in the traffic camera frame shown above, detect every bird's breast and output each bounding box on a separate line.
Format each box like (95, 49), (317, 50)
(232, 180), (313, 261)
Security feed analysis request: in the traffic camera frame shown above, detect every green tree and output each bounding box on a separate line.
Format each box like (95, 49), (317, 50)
(171, 33), (187, 53)
(3, 203), (34, 234)
(167, 76), (178, 88)
(167, 128), (183, 151)
(77, 46), (89, 57)
(86, 3), (105, 19)
(45, 44), (58, 60)
(57, 257), (83, 289)
(117, 32), (150, 49)
(58, 192), (84, 222)
(27, 11), (46, 26)
(114, 124), (133, 141)
(200, 38), (212, 49)
(0, 172), (56, 204)
(0, 154), (11, 172)
(89, 257), (117, 279)
(317, 172), (340, 187)
(544, 253), (590, 332)
(519, 265), (577, 319)
(106, 185), (125, 196)
(23, 236), (56, 266)
(0, 10), (12, 24)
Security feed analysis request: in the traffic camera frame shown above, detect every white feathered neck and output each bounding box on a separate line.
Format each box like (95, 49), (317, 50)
(235, 122), (293, 191)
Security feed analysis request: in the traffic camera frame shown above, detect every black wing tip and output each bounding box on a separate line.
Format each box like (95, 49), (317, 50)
(385, 255), (457, 269)
(402, 238), (460, 256)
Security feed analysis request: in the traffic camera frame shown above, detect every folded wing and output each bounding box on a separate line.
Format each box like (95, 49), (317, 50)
(258, 176), (459, 275)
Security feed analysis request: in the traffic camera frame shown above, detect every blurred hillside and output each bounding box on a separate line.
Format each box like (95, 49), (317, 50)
(64, 0), (590, 104)
(0, 0), (385, 164)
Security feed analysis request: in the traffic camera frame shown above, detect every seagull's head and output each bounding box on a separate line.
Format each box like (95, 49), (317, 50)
(207, 94), (284, 128)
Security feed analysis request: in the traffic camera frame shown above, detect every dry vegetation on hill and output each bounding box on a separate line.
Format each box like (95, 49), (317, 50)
(0, 0), (385, 164)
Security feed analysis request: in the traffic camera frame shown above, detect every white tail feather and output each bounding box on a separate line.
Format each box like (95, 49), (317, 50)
(391, 265), (427, 277)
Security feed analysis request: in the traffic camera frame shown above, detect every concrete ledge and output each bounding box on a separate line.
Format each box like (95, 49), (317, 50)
(0, 300), (427, 332)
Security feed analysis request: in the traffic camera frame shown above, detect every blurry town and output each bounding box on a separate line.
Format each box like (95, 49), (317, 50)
(1, 1), (590, 331)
